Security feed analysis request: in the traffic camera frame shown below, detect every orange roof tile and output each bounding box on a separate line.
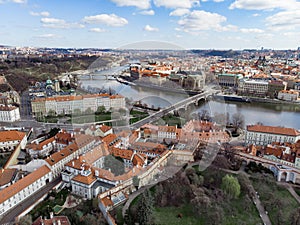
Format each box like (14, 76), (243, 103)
(72, 173), (96, 185)
(32, 216), (71, 225)
(101, 196), (113, 207)
(29, 137), (55, 151)
(102, 134), (118, 145)
(0, 168), (17, 186)
(46, 143), (78, 166)
(0, 131), (26, 143)
(247, 125), (300, 136)
(99, 124), (112, 133)
(0, 165), (50, 203)
(111, 147), (133, 160)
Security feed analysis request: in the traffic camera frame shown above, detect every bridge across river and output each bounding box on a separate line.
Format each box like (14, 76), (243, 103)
(130, 89), (216, 129)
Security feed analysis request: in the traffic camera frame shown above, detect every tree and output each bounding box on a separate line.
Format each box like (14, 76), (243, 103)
(199, 109), (210, 121)
(18, 215), (32, 225)
(221, 174), (241, 199)
(85, 107), (94, 115)
(136, 189), (154, 225)
(73, 108), (82, 116)
(47, 109), (56, 117)
(133, 176), (140, 189)
(290, 207), (300, 225)
(96, 105), (106, 114)
(231, 112), (245, 133)
(213, 113), (227, 127)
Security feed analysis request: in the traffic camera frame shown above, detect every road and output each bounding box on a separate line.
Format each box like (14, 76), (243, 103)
(0, 177), (61, 225)
(20, 91), (32, 120)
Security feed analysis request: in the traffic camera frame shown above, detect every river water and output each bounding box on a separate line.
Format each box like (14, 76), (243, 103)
(80, 76), (300, 129)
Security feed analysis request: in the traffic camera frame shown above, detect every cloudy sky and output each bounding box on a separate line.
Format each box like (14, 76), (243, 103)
(1, 0), (300, 49)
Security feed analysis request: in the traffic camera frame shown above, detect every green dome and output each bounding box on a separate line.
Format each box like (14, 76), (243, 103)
(46, 79), (53, 85)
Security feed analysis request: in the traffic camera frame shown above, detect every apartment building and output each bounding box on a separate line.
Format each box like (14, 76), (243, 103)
(217, 73), (243, 87)
(31, 93), (125, 116)
(245, 125), (300, 146)
(238, 79), (269, 96)
(278, 90), (299, 101)
(0, 130), (27, 152)
(0, 105), (20, 122)
(0, 165), (52, 217)
(45, 134), (97, 177)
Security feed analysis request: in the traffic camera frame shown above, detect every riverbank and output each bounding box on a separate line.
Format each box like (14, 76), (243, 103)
(118, 76), (202, 96)
(214, 94), (300, 106)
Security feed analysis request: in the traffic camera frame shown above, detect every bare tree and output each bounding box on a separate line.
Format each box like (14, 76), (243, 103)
(231, 112), (245, 133)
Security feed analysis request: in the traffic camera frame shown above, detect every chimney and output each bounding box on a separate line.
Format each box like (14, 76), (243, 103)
(72, 161), (74, 167)
(50, 212), (54, 219)
(57, 220), (61, 225)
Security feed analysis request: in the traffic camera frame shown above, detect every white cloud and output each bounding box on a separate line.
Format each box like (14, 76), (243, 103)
(110, 0), (150, 9)
(0, 0), (26, 3)
(30, 11), (50, 17)
(266, 10), (300, 30)
(229, 0), (300, 11)
(139, 10), (155, 15)
(240, 28), (264, 33)
(35, 34), (60, 39)
(255, 33), (274, 40)
(154, 0), (200, 9)
(41, 17), (84, 29)
(169, 8), (190, 16)
(144, 25), (159, 32)
(178, 10), (227, 32)
(252, 13), (260, 17)
(11, 0), (26, 3)
(283, 32), (300, 37)
(89, 28), (106, 33)
(221, 24), (239, 32)
(213, 0), (224, 2)
(82, 14), (128, 27)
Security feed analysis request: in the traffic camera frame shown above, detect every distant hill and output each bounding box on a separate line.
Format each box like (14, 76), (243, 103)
(191, 49), (241, 58)
(0, 55), (100, 93)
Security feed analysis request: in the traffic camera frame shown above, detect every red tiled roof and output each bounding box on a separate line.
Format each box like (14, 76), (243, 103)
(102, 134), (117, 145)
(32, 216), (71, 225)
(111, 147), (133, 160)
(247, 125), (300, 136)
(0, 165), (50, 203)
(46, 143), (78, 166)
(0, 131), (26, 143)
(99, 124), (112, 133)
(0, 168), (17, 186)
(72, 173), (96, 185)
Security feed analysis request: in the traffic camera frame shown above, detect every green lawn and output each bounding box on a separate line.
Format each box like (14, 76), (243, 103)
(127, 166), (261, 225)
(156, 115), (185, 127)
(30, 189), (70, 220)
(154, 204), (202, 225)
(251, 176), (299, 224)
(153, 196), (260, 225)
(53, 205), (64, 214)
(130, 110), (148, 116)
(221, 194), (261, 225)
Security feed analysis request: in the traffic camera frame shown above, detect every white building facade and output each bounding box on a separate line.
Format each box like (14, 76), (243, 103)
(245, 125), (300, 146)
(0, 105), (20, 122)
(0, 165), (52, 218)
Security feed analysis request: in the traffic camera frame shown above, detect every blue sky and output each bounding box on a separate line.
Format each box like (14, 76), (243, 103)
(1, 0), (300, 49)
